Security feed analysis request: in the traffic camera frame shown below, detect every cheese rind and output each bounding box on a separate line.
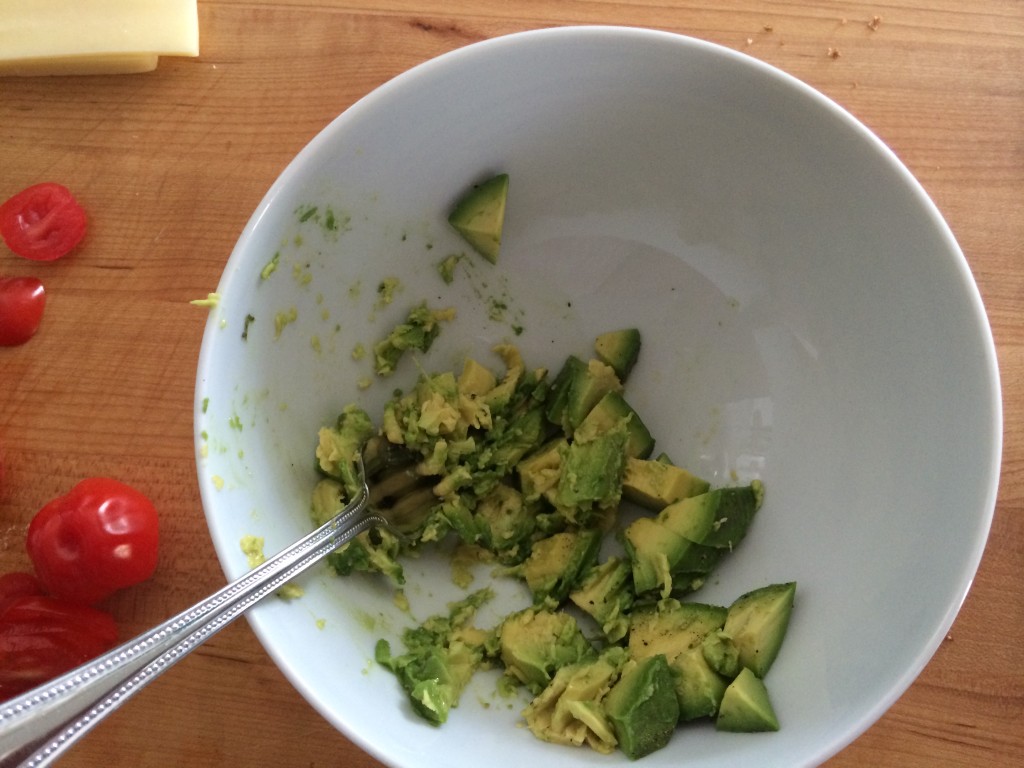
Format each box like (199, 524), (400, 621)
(0, 54), (160, 77)
(0, 0), (198, 75)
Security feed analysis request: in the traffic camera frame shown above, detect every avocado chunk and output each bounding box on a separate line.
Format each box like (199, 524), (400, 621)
(574, 391), (655, 460)
(628, 599), (728, 661)
(520, 530), (602, 607)
(372, 302), (456, 377)
(315, 404), (376, 495)
(621, 457), (710, 510)
(621, 517), (690, 596)
(469, 483), (537, 563)
(523, 647), (627, 754)
(594, 328), (642, 381)
(627, 599), (730, 721)
(604, 654), (679, 759)
(672, 541), (724, 575)
(697, 480), (765, 550)
(555, 421), (629, 521)
(723, 581), (796, 678)
(715, 667), (780, 732)
(497, 607), (593, 694)
(561, 359), (624, 434)
(701, 629), (742, 678)
(545, 355), (587, 428)
(447, 173), (509, 263)
(656, 493), (717, 543)
(375, 588), (494, 725)
(517, 437), (566, 505)
(568, 556), (635, 643)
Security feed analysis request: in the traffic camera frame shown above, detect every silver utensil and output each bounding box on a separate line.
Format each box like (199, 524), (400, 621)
(0, 456), (391, 767)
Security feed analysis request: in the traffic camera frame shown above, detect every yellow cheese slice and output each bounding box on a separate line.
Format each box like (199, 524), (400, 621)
(0, 0), (198, 76)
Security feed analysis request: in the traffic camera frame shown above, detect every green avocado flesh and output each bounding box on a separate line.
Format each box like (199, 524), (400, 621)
(311, 319), (796, 759)
(448, 173), (509, 263)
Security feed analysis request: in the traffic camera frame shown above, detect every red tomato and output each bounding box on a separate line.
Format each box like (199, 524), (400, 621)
(27, 478), (160, 606)
(0, 276), (46, 346)
(0, 594), (118, 700)
(0, 183), (87, 261)
(0, 572), (44, 616)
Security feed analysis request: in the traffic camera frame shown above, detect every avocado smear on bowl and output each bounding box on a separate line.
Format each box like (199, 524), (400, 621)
(309, 325), (797, 760)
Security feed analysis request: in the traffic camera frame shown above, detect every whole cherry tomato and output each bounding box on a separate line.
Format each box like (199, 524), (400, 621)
(0, 276), (46, 346)
(27, 478), (160, 606)
(0, 183), (87, 261)
(0, 592), (118, 701)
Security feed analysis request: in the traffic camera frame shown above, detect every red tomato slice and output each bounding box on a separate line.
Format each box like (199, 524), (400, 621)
(0, 276), (46, 346)
(0, 183), (87, 261)
(0, 572), (44, 618)
(0, 594), (118, 700)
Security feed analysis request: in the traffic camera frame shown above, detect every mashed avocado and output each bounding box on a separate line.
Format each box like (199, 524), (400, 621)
(372, 301), (456, 376)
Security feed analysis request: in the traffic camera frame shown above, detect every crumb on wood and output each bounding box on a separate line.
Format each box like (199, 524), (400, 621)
(828, 46), (841, 59)
(763, 24), (774, 32)
(868, 15), (882, 31)
(745, 37), (754, 46)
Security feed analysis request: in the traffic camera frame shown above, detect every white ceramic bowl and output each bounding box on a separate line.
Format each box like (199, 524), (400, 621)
(194, 26), (1002, 768)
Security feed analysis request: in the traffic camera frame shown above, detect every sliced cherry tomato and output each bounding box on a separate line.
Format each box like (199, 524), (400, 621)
(0, 183), (87, 261)
(0, 572), (44, 616)
(0, 276), (46, 346)
(27, 478), (160, 606)
(0, 594), (117, 700)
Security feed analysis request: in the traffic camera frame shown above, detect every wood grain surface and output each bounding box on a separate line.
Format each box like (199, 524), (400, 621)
(1, 2), (1021, 766)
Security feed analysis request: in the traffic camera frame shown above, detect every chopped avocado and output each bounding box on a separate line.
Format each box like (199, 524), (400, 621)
(311, 333), (793, 753)
(701, 629), (742, 678)
(497, 608), (593, 694)
(555, 422), (629, 521)
(376, 588), (494, 724)
(563, 359), (624, 433)
(628, 599), (728, 662)
(621, 517), (690, 596)
(517, 437), (567, 504)
(621, 457), (710, 510)
(604, 654), (679, 759)
(315, 404), (375, 496)
(568, 557), (635, 643)
(373, 302), (456, 376)
(447, 173), (509, 263)
(594, 328), (642, 381)
(628, 599), (731, 721)
(457, 356), (497, 398)
(523, 647), (627, 754)
(672, 541), (725, 575)
(310, 477), (344, 527)
(715, 667), (780, 732)
(574, 391), (655, 460)
(722, 581), (796, 678)
(672, 645), (730, 721)
(657, 493), (718, 543)
(327, 526), (405, 586)
(472, 483), (536, 563)
(545, 355), (587, 428)
(696, 480), (765, 550)
(520, 529), (602, 607)
(436, 253), (463, 283)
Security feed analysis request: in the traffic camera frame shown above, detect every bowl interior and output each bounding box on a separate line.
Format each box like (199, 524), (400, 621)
(195, 26), (1001, 768)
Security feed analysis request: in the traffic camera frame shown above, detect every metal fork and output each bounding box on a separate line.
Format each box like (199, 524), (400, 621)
(0, 454), (398, 768)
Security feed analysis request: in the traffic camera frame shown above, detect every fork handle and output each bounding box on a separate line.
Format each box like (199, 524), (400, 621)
(0, 489), (380, 768)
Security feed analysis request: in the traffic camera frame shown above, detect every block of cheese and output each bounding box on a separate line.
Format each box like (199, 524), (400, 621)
(0, 0), (199, 76)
